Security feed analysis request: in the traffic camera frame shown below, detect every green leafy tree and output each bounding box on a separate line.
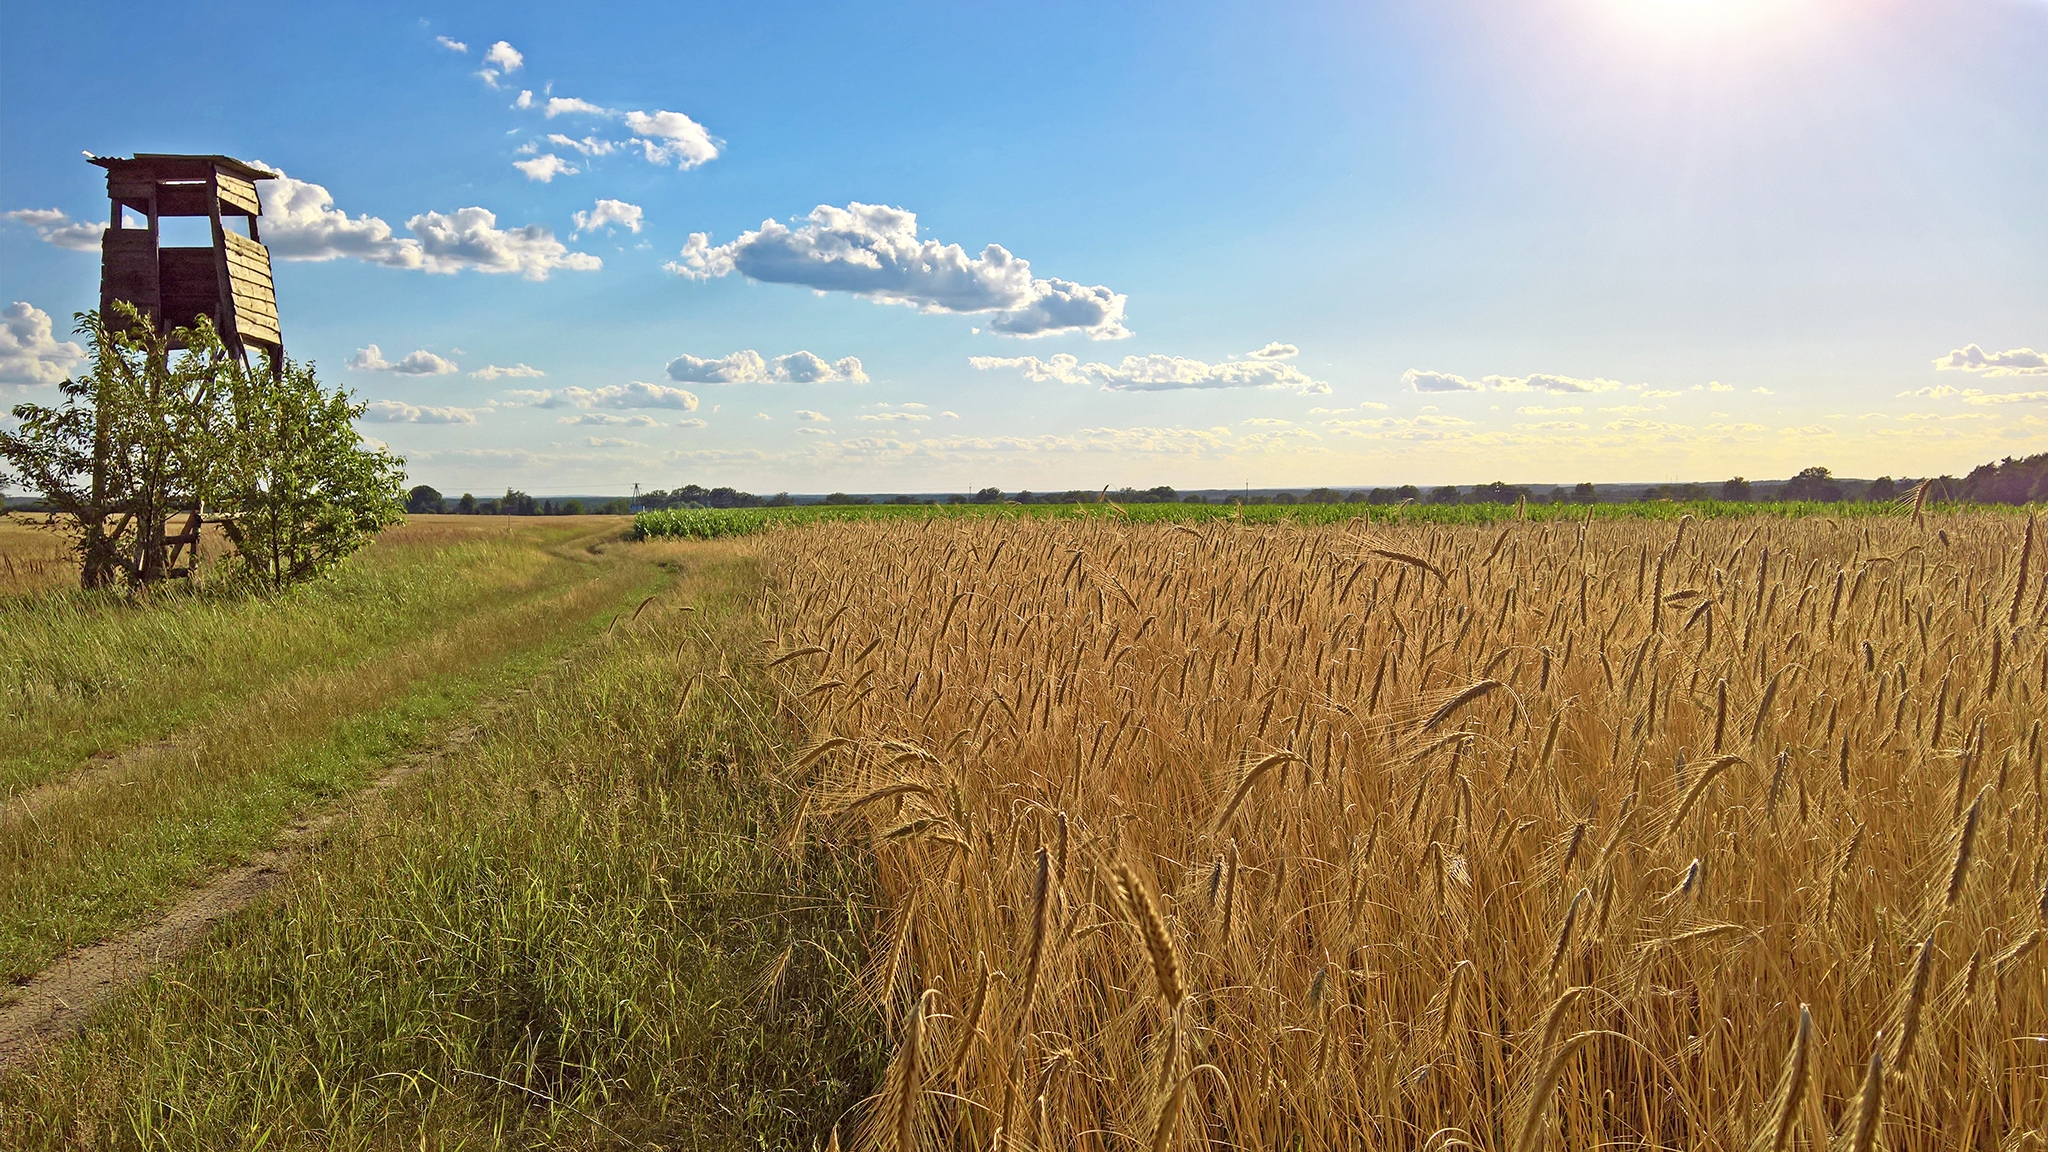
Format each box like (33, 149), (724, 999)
(1, 306), (226, 588)
(406, 484), (443, 514)
(1721, 476), (1752, 501)
(456, 492), (478, 514)
(1782, 466), (1844, 502)
(213, 354), (406, 590)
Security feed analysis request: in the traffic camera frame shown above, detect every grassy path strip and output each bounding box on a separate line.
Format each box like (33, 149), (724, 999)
(1, 517), (628, 800)
(0, 714), (485, 1067)
(3, 542), (881, 1150)
(1, 528), (603, 834)
(0, 540), (665, 982)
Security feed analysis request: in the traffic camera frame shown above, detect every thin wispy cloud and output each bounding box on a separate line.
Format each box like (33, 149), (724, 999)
(361, 399), (478, 423)
(1404, 369), (1624, 394)
(503, 383), (700, 410)
(470, 363), (545, 380)
(971, 347), (1328, 393)
(3, 208), (106, 251)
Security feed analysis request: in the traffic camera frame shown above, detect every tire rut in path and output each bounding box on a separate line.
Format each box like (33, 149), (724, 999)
(0, 720), (483, 1072)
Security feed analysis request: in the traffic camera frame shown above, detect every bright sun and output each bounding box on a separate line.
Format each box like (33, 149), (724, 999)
(1616, 0), (1795, 35)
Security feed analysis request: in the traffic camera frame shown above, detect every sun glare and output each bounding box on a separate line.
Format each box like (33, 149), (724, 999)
(1614, 0), (1796, 36)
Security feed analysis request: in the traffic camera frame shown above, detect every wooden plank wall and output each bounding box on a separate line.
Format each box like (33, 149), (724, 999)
(100, 230), (160, 324)
(156, 248), (221, 333)
(215, 174), (261, 217)
(221, 231), (280, 347)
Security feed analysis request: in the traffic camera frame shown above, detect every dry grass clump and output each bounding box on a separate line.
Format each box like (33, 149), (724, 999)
(761, 508), (2046, 1150)
(0, 515), (84, 596)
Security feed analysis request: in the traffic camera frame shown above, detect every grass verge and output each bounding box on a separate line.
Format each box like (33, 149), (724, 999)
(1, 516), (633, 800)
(1, 541), (882, 1150)
(0, 521), (661, 982)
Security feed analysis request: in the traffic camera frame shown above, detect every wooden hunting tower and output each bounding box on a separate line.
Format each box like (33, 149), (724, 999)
(90, 153), (283, 365)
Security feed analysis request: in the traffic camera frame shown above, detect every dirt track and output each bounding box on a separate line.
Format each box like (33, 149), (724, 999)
(0, 723), (478, 1071)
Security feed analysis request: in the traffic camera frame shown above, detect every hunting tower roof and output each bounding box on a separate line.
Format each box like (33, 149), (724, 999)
(87, 153), (279, 184)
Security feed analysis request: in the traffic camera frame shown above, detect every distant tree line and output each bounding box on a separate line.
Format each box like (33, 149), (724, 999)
(391, 458), (2048, 518)
(407, 485), (632, 516)
(1957, 453), (2048, 505)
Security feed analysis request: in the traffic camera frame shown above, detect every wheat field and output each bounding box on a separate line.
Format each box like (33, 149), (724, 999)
(762, 509), (2045, 1151)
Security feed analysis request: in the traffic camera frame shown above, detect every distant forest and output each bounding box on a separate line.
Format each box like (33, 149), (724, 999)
(393, 455), (2048, 515)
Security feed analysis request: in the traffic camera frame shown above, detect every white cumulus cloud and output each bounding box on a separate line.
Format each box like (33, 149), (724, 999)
(1934, 344), (2048, 377)
(479, 40), (523, 85)
(793, 409), (831, 422)
(0, 302), (86, 386)
(436, 35), (467, 52)
(970, 351), (1328, 394)
(513, 154), (578, 182)
(664, 349), (869, 384)
(256, 171), (425, 268)
(470, 363), (544, 380)
(4, 208), (107, 252)
(1404, 368), (1624, 394)
(545, 96), (610, 118)
(572, 198), (643, 237)
(622, 110), (721, 168)
(361, 399), (478, 423)
(407, 206), (601, 279)
(1248, 342), (1299, 360)
(348, 345), (459, 375)
(254, 170), (598, 280)
(667, 202), (1129, 340)
(531, 99), (720, 170)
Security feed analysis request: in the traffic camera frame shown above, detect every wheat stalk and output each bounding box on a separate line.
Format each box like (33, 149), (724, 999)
(1746, 1003), (1812, 1152)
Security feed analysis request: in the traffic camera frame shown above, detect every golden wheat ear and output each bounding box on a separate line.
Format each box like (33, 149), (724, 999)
(1746, 1003), (1811, 1152)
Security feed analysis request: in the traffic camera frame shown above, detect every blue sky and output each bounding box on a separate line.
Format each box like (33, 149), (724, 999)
(4, 0), (2044, 495)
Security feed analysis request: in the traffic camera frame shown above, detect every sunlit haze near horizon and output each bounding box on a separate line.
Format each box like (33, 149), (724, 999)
(3, 0), (2043, 494)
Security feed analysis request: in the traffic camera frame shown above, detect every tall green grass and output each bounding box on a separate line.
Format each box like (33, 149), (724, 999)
(2, 543), (881, 1149)
(632, 497), (1945, 540)
(631, 507), (773, 540)
(0, 553), (665, 982)
(1, 519), (620, 799)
